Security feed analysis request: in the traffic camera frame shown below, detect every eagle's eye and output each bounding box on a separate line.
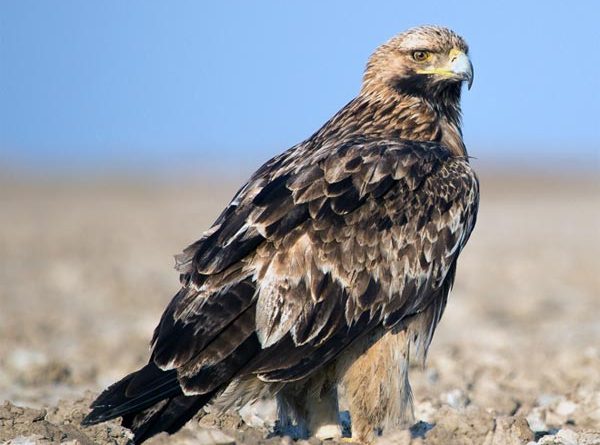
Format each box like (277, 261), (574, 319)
(412, 51), (430, 62)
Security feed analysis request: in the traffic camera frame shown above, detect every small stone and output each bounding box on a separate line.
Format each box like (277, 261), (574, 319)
(526, 407), (548, 433)
(484, 416), (534, 445)
(7, 349), (47, 371)
(555, 400), (577, 417)
(5, 435), (47, 445)
(537, 394), (561, 408)
(555, 429), (579, 445)
(443, 389), (469, 409)
(537, 428), (580, 445)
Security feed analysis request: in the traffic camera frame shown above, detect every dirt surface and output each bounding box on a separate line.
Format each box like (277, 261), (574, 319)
(0, 172), (599, 444)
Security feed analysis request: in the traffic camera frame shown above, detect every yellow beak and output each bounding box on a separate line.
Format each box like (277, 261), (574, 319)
(417, 49), (474, 89)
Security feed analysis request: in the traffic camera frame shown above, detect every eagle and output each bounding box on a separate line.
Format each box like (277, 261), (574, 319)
(83, 25), (479, 444)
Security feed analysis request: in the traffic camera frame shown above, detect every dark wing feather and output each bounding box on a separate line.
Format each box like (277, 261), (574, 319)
(151, 277), (256, 369)
(151, 137), (478, 395)
(84, 137), (478, 444)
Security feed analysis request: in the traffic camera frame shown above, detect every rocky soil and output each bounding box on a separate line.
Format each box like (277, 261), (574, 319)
(0, 172), (598, 444)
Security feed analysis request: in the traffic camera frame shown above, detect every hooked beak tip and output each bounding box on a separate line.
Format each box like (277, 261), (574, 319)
(466, 59), (474, 90)
(451, 51), (474, 90)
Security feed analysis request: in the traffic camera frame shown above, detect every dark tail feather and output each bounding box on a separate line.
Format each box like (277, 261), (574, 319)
(82, 362), (181, 426)
(82, 362), (218, 443)
(122, 390), (218, 444)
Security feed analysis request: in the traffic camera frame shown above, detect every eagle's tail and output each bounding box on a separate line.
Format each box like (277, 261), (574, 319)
(82, 362), (218, 444)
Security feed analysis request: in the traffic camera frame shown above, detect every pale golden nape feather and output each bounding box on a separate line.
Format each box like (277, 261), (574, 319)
(83, 25), (478, 445)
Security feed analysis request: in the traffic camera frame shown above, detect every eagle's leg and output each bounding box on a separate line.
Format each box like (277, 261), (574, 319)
(341, 330), (414, 443)
(276, 370), (341, 440)
(307, 382), (342, 440)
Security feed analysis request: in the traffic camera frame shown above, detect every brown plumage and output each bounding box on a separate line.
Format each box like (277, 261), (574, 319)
(82, 25), (479, 444)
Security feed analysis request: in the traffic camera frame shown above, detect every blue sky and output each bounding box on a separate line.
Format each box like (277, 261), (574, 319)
(1, 1), (599, 174)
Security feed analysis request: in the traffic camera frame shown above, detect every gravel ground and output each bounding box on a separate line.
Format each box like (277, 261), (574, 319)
(0, 171), (598, 444)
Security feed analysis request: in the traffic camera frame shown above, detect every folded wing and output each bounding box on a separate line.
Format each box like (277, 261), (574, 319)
(151, 137), (479, 393)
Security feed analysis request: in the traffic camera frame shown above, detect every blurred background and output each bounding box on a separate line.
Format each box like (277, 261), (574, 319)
(2, 0), (599, 175)
(0, 1), (599, 444)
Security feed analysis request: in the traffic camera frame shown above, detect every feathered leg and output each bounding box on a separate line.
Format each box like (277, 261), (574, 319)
(276, 369), (342, 440)
(341, 330), (414, 443)
(308, 382), (342, 440)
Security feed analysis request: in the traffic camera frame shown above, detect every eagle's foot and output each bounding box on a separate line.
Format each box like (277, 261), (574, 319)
(313, 423), (342, 440)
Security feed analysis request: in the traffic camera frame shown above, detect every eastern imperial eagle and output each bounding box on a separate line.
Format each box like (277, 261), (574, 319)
(83, 25), (479, 443)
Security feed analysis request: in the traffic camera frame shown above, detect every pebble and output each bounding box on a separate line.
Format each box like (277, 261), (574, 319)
(537, 428), (579, 445)
(526, 407), (548, 433)
(484, 416), (534, 445)
(555, 400), (577, 417)
(5, 436), (47, 445)
(443, 388), (470, 409)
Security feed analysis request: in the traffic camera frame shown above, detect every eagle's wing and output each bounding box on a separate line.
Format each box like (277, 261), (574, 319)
(150, 137), (479, 394)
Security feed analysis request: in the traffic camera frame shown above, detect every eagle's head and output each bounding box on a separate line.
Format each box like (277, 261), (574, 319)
(362, 26), (473, 100)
